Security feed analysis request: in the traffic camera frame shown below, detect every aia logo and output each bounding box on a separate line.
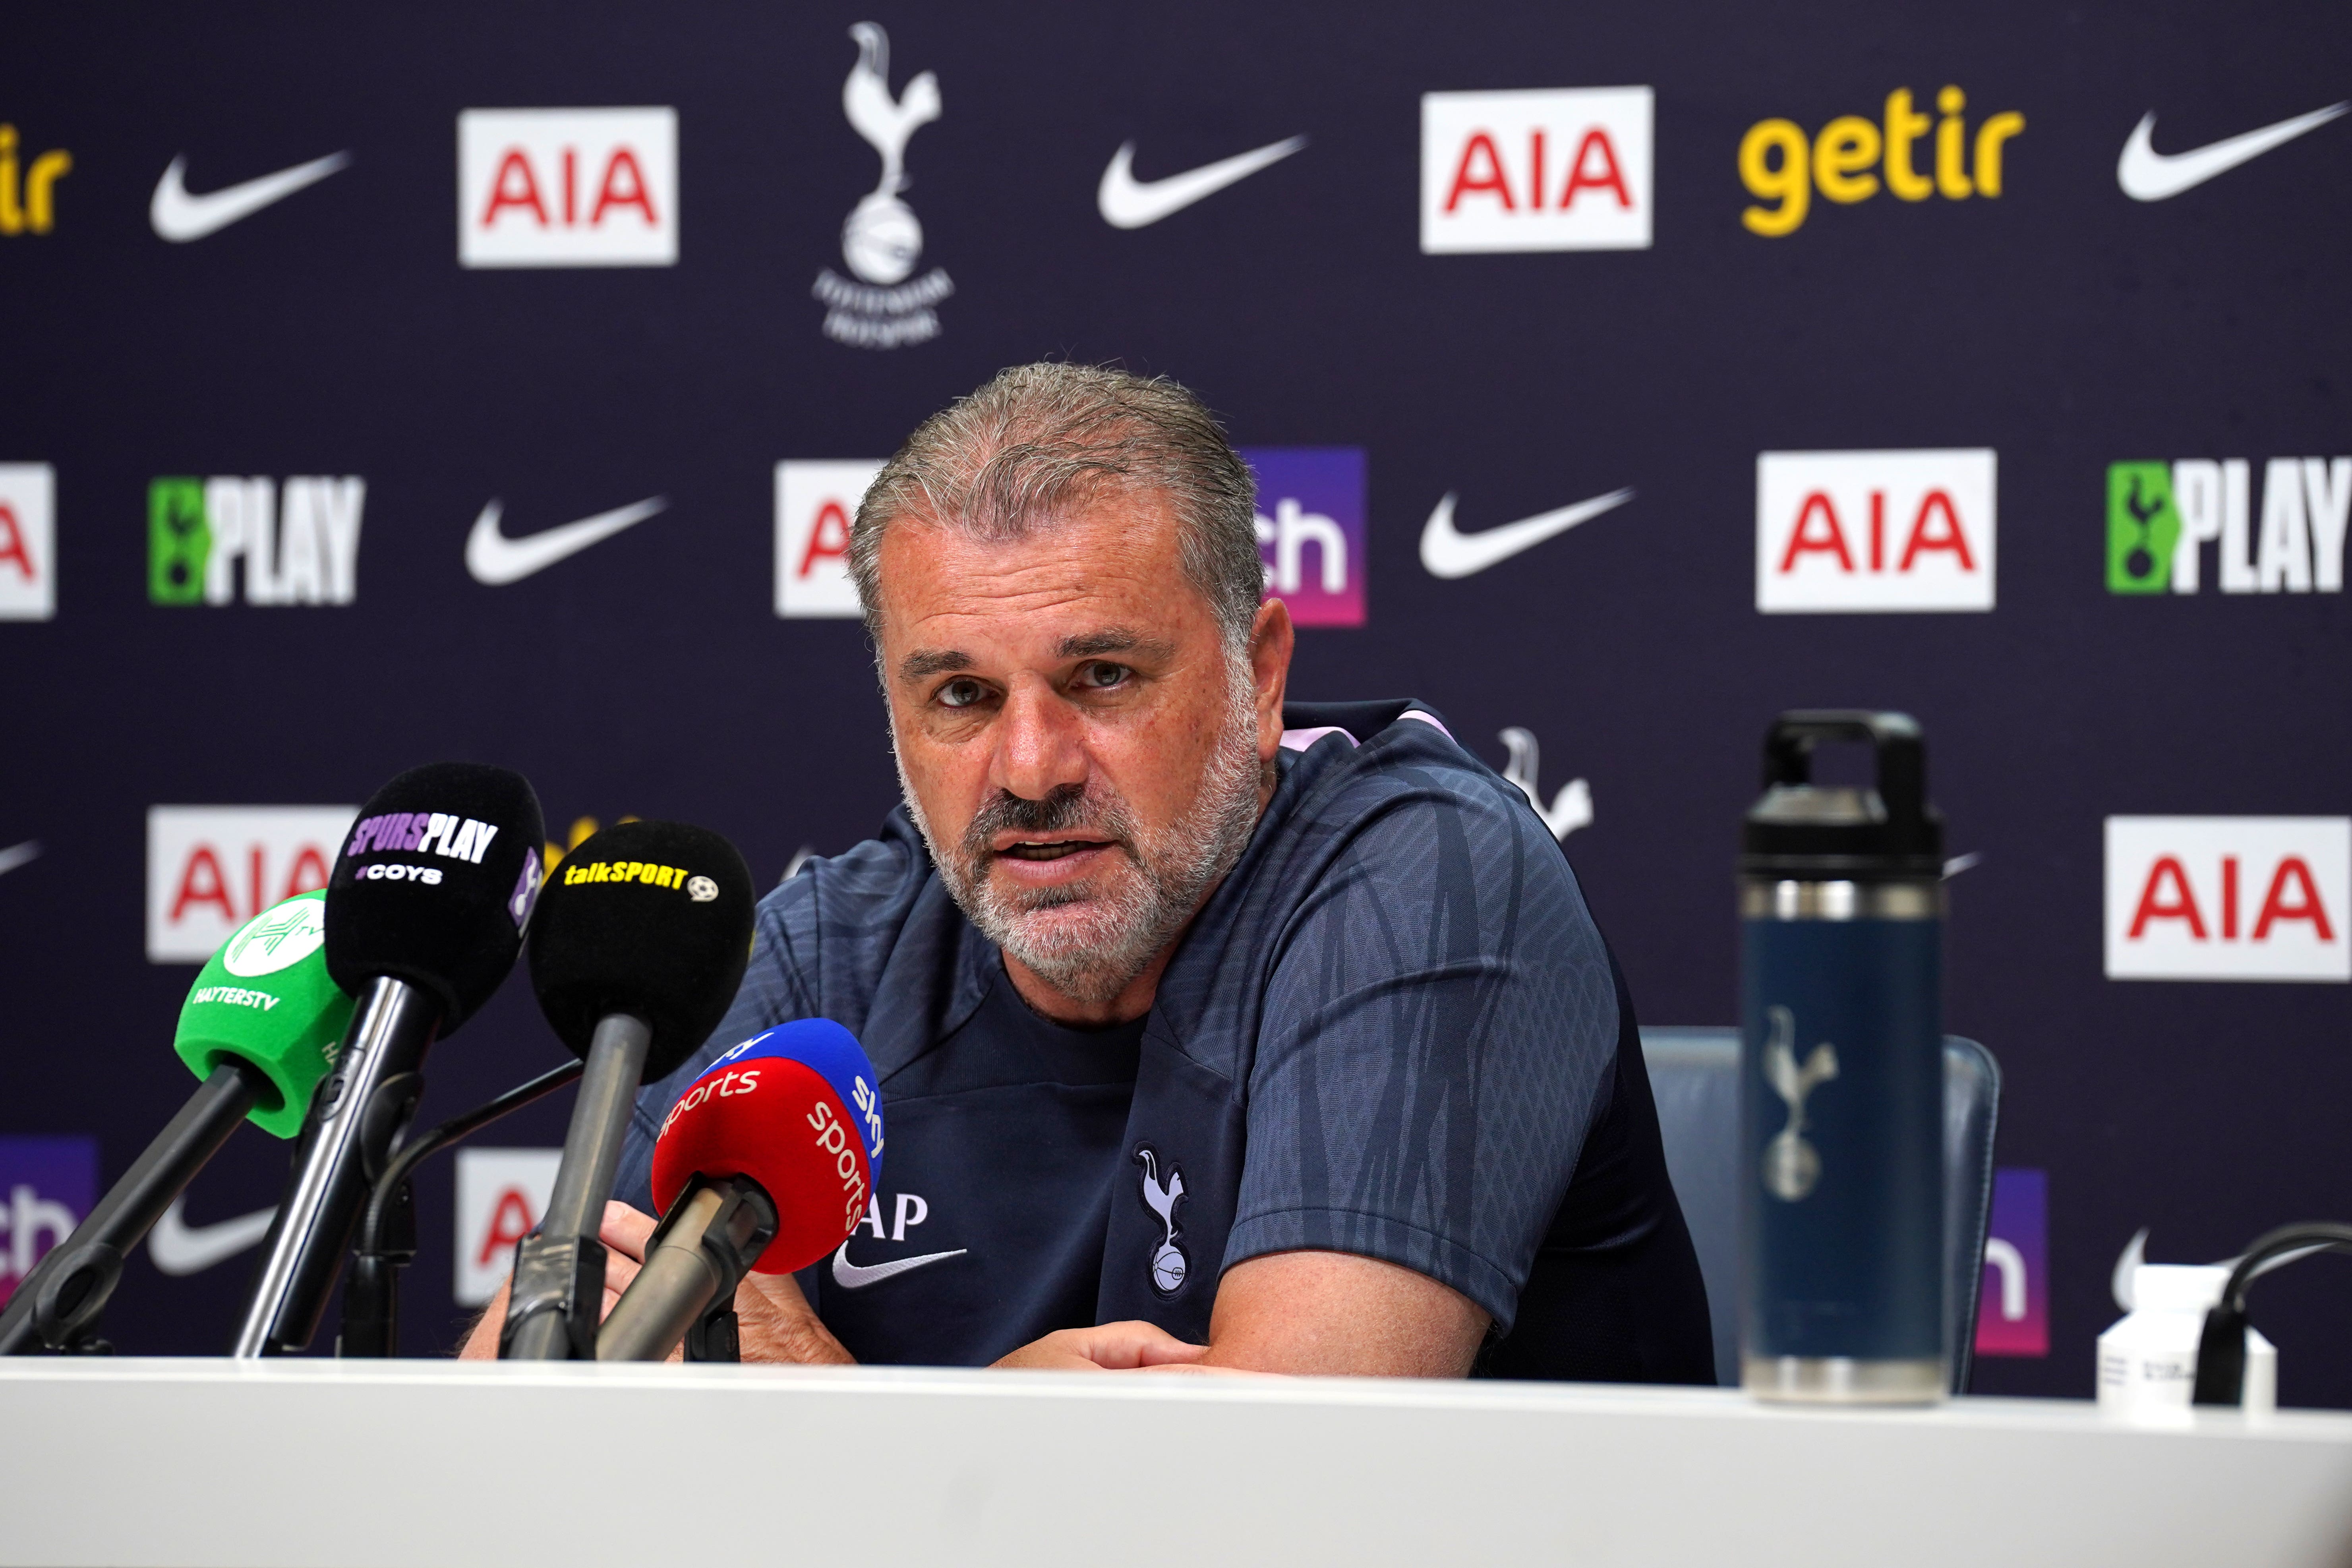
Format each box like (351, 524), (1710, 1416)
(1244, 447), (1366, 627)
(2105, 817), (2350, 982)
(1757, 449), (1995, 613)
(0, 462), (54, 621)
(774, 460), (883, 619)
(457, 108), (677, 268)
(1420, 87), (1653, 253)
(146, 805), (357, 963)
(455, 1148), (560, 1305)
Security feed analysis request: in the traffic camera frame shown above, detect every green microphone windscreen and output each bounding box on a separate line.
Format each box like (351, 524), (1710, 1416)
(174, 891), (357, 1138)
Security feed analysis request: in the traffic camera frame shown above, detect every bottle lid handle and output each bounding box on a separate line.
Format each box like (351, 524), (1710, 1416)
(1762, 710), (1928, 833)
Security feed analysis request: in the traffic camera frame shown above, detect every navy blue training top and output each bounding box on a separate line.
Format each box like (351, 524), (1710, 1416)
(611, 699), (1712, 1380)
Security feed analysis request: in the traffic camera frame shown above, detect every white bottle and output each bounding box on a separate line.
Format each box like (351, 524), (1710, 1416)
(2097, 1263), (2275, 1422)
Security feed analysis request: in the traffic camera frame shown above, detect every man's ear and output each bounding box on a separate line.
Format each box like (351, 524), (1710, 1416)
(1249, 597), (1294, 759)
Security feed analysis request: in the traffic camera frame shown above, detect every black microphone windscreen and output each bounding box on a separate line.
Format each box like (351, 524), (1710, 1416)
(526, 820), (754, 1080)
(325, 763), (545, 1032)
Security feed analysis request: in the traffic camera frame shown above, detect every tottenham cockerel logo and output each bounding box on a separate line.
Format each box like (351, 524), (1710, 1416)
(1133, 1145), (1188, 1296)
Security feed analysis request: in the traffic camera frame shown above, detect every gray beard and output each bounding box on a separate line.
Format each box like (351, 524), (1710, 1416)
(897, 689), (1265, 1008)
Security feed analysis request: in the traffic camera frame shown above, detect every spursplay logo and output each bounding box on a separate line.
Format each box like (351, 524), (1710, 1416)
(814, 23), (951, 349)
(149, 476), (365, 606)
(2106, 459), (2352, 594)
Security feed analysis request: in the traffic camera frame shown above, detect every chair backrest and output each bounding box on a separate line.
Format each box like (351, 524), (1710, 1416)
(1639, 1027), (2002, 1392)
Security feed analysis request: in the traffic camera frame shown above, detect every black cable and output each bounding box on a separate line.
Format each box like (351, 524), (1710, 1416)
(2191, 1221), (2352, 1406)
(358, 1058), (585, 1261)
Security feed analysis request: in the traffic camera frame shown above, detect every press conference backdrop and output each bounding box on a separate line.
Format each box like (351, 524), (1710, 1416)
(1, 1), (2347, 1400)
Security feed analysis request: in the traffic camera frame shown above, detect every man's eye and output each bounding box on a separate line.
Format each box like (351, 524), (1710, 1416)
(937, 678), (986, 709)
(1077, 662), (1130, 690)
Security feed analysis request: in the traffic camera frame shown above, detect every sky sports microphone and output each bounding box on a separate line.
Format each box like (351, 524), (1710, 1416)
(232, 762), (543, 1357)
(599, 1019), (883, 1362)
(0, 891), (355, 1355)
(501, 820), (753, 1360)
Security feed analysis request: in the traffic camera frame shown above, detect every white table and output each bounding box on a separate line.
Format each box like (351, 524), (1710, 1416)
(3, 1359), (2349, 1567)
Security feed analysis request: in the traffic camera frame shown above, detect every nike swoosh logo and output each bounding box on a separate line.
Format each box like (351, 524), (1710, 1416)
(149, 1195), (276, 1276)
(2117, 102), (2349, 201)
(1098, 135), (1308, 229)
(150, 151), (352, 242)
(0, 841), (39, 878)
(1419, 487), (1634, 580)
(831, 1240), (967, 1290)
(465, 497), (667, 586)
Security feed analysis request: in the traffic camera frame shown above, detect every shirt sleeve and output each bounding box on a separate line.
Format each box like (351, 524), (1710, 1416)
(1222, 760), (1621, 1334)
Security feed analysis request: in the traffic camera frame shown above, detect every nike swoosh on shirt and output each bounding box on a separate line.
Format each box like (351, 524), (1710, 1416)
(831, 1240), (967, 1290)
(1419, 488), (1634, 580)
(0, 841), (39, 878)
(2116, 102), (2349, 201)
(465, 497), (667, 586)
(150, 151), (352, 242)
(149, 1195), (276, 1276)
(1098, 135), (1308, 229)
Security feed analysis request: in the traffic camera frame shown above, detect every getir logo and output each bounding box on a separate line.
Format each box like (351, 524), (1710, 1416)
(775, 460), (882, 619)
(147, 806), (357, 963)
(458, 108), (677, 269)
(1757, 449), (1995, 613)
(0, 124), (71, 237)
(1421, 87), (1653, 253)
(1740, 87), (2024, 237)
(1246, 448), (1366, 627)
(0, 1137), (95, 1306)
(454, 1148), (559, 1305)
(2107, 458), (2352, 594)
(2105, 817), (2350, 982)
(0, 462), (55, 621)
(149, 477), (364, 607)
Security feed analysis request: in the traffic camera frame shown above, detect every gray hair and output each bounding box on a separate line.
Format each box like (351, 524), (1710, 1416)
(848, 363), (1263, 650)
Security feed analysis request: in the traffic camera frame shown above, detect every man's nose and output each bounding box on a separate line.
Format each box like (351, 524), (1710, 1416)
(991, 675), (1089, 802)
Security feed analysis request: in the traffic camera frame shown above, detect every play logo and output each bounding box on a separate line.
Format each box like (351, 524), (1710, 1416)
(147, 806), (358, 963)
(1244, 448), (1366, 627)
(1757, 449), (1995, 613)
(0, 463), (54, 621)
(2106, 458), (2352, 594)
(774, 460), (882, 619)
(0, 1136), (96, 1307)
(1421, 87), (1654, 253)
(149, 477), (365, 607)
(458, 107), (678, 269)
(2105, 816), (2349, 982)
(1975, 1168), (2048, 1358)
(455, 1148), (560, 1305)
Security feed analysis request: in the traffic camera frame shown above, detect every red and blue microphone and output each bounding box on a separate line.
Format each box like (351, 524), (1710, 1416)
(598, 1019), (884, 1361)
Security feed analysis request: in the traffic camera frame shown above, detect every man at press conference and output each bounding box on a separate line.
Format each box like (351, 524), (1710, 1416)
(465, 362), (1712, 1380)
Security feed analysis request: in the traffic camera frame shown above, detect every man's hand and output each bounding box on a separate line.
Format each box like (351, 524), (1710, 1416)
(989, 1320), (1211, 1372)
(457, 1201), (855, 1365)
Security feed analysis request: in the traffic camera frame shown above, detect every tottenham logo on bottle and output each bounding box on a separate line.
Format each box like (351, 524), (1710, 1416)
(457, 107), (678, 268)
(2107, 458), (2352, 594)
(146, 806), (356, 963)
(816, 23), (951, 348)
(0, 462), (54, 621)
(148, 477), (365, 607)
(454, 1148), (560, 1306)
(1760, 1006), (1838, 1201)
(1246, 448), (1367, 627)
(1757, 449), (1996, 613)
(1133, 1145), (1188, 1296)
(1739, 87), (2024, 237)
(0, 1137), (95, 1307)
(0, 124), (71, 238)
(775, 460), (881, 618)
(1421, 86), (1653, 253)
(2105, 817), (2349, 982)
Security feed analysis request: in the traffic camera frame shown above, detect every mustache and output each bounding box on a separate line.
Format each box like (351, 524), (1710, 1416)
(962, 783), (1132, 852)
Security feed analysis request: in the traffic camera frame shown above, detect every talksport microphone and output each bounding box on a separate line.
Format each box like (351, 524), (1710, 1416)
(0, 892), (354, 1355)
(232, 762), (543, 1357)
(501, 820), (753, 1360)
(598, 1020), (883, 1362)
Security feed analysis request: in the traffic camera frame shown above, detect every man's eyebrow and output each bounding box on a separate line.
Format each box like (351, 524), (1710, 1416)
(898, 649), (972, 681)
(1057, 628), (1174, 661)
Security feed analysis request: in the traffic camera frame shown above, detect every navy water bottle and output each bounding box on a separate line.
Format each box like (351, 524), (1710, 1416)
(1740, 711), (1945, 1403)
